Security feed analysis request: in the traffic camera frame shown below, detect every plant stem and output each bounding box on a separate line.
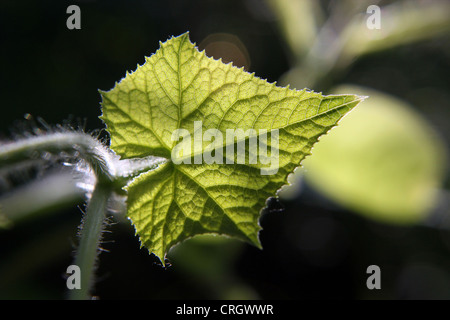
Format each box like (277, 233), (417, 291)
(0, 132), (96, 163)
(0, 131), (167, 299)
(0, 172), (85, 226)
(69, 182), (111, 300)
(0, 131), (167, 183)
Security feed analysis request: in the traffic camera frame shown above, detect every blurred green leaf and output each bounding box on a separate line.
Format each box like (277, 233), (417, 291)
(265, 0), (320, 61)
(0, 173), (84, 228)
(302, 85), (448, 224)
(338, 0), (450, 69)
(278, 0), (450, 89)
(167, 235), (257, 299)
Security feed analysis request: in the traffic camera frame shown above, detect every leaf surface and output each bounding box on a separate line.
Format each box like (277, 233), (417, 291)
(100, 32), (364, 262)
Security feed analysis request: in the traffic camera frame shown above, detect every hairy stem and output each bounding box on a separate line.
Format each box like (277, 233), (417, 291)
(0, 131), (167, 183)
(0, 132), (96, 162)
(0, 132), (115, 181)
(0, 130), (167, 299)
(69, 182), (111, 300)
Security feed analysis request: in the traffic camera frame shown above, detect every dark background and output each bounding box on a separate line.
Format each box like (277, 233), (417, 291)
(0, 0), (449, 300)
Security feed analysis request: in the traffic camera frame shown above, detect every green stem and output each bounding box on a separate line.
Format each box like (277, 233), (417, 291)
(1, 132), (101, 165)
(0, 131), (167, 299)
(0, 172), (85, 226)
(0, 131), (167, 183)
(68, 182), (111, 300)
(0, 132), (115, 183)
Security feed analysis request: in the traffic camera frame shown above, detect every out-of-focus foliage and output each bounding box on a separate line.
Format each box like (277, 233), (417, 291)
(339, 1), (450, 65)
(273, 0), (450, 89)
(301, 85), (448, 224)
(0, 0), (449, 300)
(272, 0), (450, 225)
(167, 234), (258, 299)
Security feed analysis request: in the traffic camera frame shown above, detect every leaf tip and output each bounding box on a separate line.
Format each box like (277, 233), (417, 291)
(359, 95), (370, 101)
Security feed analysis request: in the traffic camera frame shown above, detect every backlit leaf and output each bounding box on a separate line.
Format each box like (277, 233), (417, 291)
(100, 32), (364, 263)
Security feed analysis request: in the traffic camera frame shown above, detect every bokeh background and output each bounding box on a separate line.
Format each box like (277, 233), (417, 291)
(0, 0), (449, 299)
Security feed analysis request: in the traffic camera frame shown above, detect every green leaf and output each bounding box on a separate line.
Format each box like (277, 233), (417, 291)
(302, 85), (448, 224)
(100, 32), (365, 263)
